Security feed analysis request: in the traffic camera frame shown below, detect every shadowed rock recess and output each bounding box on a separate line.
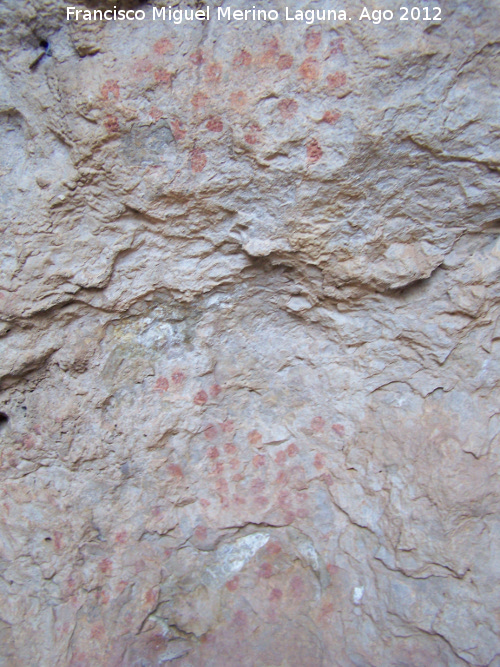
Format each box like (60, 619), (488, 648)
(1, 0), (500, 665)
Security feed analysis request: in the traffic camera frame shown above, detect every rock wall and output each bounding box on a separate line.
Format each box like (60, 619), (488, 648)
(1, 1), (500, 665)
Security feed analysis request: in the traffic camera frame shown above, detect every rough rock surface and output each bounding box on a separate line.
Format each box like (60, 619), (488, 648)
(1, 1), (500, 665)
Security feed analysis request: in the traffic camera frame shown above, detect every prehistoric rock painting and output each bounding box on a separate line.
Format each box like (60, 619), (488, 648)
(0, 1), (500, 665)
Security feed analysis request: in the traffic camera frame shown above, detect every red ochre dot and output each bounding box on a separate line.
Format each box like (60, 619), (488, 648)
(194, 389), (208, 405)
(154, 376), (169, 392)
(153, 38), (173, 55)
(204, 424), (218, 440)
(226, 576), (239, 591)
(233, 49), (252, 67)
(191, 149), (207, 173)
(307, 139), (323, 163)
(322, 110), (341, 124)
(277, 54), (293, 70)
(248, 429), (262, 446)
(270, 587), (283, 601)
(206, 117), (223, 132)
(327, 71), (347, 89)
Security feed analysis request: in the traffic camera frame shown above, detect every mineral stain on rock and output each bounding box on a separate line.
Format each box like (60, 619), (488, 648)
(1, 1), (500, 666)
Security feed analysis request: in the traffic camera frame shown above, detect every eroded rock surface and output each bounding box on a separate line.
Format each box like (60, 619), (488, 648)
(1, 1), (500, 665)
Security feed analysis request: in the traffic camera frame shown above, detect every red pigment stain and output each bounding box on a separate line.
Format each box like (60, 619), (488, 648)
(278, 490), (292, 509)
(194, 525), (207, 540)
(194, 390), (208, 405)
(226, 576), (239, 591)
(229, 457), (240, 470)
(251, 479), (266, 493)
(170, 119), (186, 141)
(287, 443), (299, 457)
(275, 450), (287, 465)
(328, 38), (345, 55)
(215, 479), (229, 493)
(321, 602), (335, 617)
(307, 139), (323, 163)
(244, 123), (261, 145)
(90, 623), (105, 640)
(233, 610), (247, 629)
(153, 37), (173, 55)
(224, 442), (237, 454)
(191, 148), (207, 173)
(209, 384), (221, 398)
(233, 49), (252, 67)
(206, 117), (223, 132)
(261, 36), (279, 64)
(322, 110), (341, 124)
(154, 376), (169, 392)
(220, 420), (235, 433)
(23, 434), (35, 450)
(276, 470), (288, 485)
(232, 473), (244, 482)
(277, 98), (298, 119)
(270, 587), (283, 601)
(205, 63), (222, 82)
(154, 68), (172, 85)
(134, 57), (153, 78)
(230, 90), (247, 110)
(252, 454), (266, 468)
(204, 424), (218, 440)
(297, 507), (309, 518)
(327, 563), (339, 576)
(115, 531), (127, 544)
(54, 531), (63, 552)
(248, 430), (262, 446)
(168, 463), (183, 478)
(234, 494), (246, 504)
(190, 49), (204, 65)
(320, 472), (333, 486)
(104, 116), (119, 133)
(200, 498), (211, 508)
(191, 92), (208, 109)
(152, 506), (162, 517)
(311, 416), (325, 432)
(327, 71), (347, 89)
(290, 575), (305, 598)
(98, 558), (112, 574)
(207, 446), (219, 459)
(171, 370), (185, 386)
(299, 57), (320, 80)
(314, 453), (325, 469)
(117, 580), (129, 594)
(145, 588), (157, 606)
(258, 562), (273, 578)
(254, 495), (269, 507)
(34, 424), (43, 435)
(101, 79), (120, 101)
(305, 29), (322, 51)
(332, 423), (345, 435)
(214, 461), (224, 475)
(277, 54), (294, 70)
(266, 541), (282, 555)
(149, 106), (163, 122)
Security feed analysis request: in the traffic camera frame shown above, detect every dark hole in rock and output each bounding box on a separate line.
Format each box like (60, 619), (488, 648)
(39, 39), (49, 50)
(45, 537), (52, 542)
(0, 413), (9, 428)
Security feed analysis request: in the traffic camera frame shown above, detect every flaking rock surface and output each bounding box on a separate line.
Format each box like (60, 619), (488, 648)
(1, 1), (500, 665)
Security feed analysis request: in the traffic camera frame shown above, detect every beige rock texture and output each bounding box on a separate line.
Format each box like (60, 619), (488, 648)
(1, 0), (500, 665)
